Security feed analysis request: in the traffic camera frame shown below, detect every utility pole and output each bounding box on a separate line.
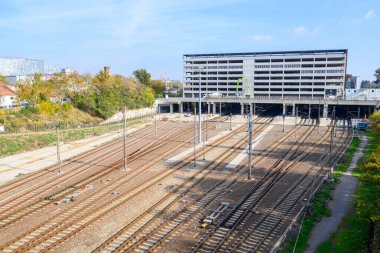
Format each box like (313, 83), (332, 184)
(329, 106), (336, 178)
(229, 113), (232, 130)
(56, 125), (62, 174)
(205, 113), (209, 141)
(193, 104), (197, 168)
(198, 66), (203, 144)
(295, 107), (298, 137)
(282, 113), (285, 132)
(123, 106), (128, 171)
(203, 114), (206, 161)
(155, 109), (157, 137)
(247, 110), (253, 180)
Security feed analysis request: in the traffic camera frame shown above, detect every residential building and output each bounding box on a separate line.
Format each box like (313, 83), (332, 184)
(183, 49), (347, 99)
(0, 85), (17, 108)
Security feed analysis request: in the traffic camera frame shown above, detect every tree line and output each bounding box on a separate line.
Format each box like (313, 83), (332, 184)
(14, 69), (167, 119)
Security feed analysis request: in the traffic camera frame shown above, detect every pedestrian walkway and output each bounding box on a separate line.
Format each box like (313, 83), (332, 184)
(305, 136), (367, 253)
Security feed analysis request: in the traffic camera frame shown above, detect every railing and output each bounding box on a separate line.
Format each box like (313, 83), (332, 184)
(156, 95), (380, 104)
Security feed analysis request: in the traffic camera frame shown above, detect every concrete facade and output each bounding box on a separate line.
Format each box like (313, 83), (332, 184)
(183, 49), (347, 100)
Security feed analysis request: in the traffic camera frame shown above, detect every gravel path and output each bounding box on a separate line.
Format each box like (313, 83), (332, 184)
(305, 135), (367, 253)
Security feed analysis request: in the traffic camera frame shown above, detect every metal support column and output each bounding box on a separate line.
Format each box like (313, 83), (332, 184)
(56, 125), (62, 174)
(123, 106), (128, 171)
(247, 110), (253, 180)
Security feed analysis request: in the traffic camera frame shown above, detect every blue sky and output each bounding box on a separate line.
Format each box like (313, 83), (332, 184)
(0, 0), (379, 81)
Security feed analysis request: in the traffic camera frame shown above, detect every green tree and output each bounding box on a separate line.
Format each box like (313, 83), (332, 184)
(133, 69), (151, 86)
(0, 75), (7, 83)
(374, 68), (380, 84)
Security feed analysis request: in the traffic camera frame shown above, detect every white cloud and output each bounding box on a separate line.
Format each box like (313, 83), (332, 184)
(293, 26), (320, 36)
(364, 10), (375, 19)
(250, 34), (273, 41)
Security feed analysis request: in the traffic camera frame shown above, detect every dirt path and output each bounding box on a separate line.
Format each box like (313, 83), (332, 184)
(305, 136), (367, 253)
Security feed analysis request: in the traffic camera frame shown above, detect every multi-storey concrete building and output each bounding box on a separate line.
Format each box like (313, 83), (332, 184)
(0, 57), (44, 76)
(183, 49), (347, 99)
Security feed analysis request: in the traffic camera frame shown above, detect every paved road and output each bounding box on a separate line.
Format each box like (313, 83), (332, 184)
(305, 136), (367, 253)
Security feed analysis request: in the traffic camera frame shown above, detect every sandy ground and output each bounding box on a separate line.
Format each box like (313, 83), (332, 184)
(305, 135), (367, 253)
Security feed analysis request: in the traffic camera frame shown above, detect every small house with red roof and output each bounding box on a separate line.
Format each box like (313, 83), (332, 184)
(0, 85), (17, 108)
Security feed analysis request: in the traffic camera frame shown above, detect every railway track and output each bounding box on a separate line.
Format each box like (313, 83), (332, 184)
(0, 116), (233, 252)
(0, 119), (222, 229)
(0, 122), (188, 223)
(0, 117), (353, 253)
(90, 117), (276, 253)
(0, 120), (172, 196)
(227, 121), (352, 253)
(190, 120), (350, 253)
(93, 119), (320, 253)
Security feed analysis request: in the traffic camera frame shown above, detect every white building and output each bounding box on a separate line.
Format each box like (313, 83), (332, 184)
(0, 85), (17, 108)
(345, 88), (380, 100)
(183, 49), (347, 99)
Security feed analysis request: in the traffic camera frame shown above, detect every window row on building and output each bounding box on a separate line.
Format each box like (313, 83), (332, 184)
(183, 49), (347, 99)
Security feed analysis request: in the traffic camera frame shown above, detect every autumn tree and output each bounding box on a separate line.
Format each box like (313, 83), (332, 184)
(16, 74), (53, 107)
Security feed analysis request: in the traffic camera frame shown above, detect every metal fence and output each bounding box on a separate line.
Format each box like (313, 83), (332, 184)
(0, 111), (156, 135)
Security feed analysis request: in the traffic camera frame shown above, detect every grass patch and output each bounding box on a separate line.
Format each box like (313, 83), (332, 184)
(0, 118), (145, 157)
(316, 131), (378, 253)
(280, 136), (360, 253)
